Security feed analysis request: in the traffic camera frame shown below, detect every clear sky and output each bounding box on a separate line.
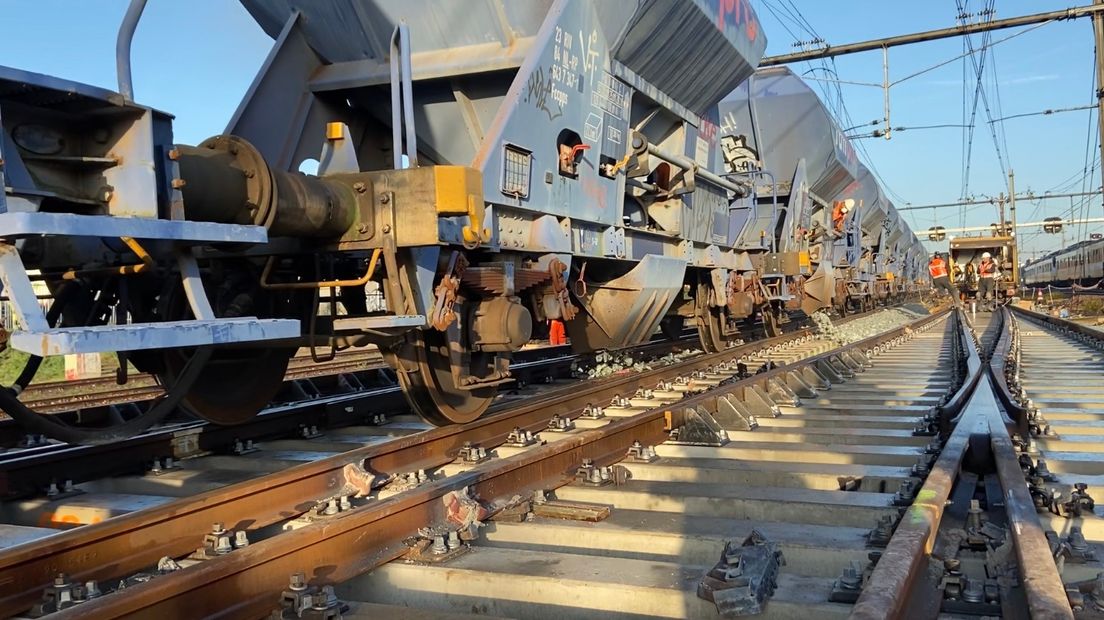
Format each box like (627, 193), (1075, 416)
(1, 1), (1098, 261)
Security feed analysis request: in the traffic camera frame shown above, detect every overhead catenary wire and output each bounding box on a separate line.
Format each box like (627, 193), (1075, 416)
(988, 104), (1097, 123)
(752, 1), (1102, 254)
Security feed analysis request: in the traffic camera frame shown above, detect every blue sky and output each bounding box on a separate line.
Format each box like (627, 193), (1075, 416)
(1, 1), (1098, 260)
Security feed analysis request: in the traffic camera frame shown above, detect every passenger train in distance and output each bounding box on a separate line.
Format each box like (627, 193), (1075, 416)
(1022, 237), (1104, 287)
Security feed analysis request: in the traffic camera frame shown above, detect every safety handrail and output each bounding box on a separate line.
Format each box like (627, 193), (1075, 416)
(115, 0), (147, 101)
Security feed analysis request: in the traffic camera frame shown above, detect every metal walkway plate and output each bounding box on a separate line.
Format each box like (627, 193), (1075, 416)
(10, 318), (300, 356)
(331, 315), (426, 330)
(0, 212), (269, 244)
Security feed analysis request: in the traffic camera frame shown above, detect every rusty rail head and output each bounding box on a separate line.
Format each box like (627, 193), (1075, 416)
(1011, 304), (1104, 341)
(56, 411), (674, 619)
(851, 309), (983, 619)
(44, 308), (944, 619)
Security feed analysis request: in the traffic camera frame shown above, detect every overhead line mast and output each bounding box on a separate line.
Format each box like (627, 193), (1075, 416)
(1094, 0), (1104, 211)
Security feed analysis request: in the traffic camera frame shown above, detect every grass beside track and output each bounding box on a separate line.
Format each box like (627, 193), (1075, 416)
(0, 350), (64, 385)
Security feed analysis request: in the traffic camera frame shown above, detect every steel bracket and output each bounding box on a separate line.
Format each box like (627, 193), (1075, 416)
(767, 376), (799, 407)
(828, 355), (855, 378)
(800, 364), (831, 390)
(697, 530), (785, 617)
(625, 440), (659, 463)
(404, 529), (471, 564)
(815, 358), (845, 384)
(939, 559), (1000, 615)
(865, 515), (896, 548)
(893, 478), (919, 506)
(546, 414), (576, 432)
(783, 371), (818, 398)
(274, 573), (348, 620)
(715, 394), (759, 432)
(668, 406), (729, 447)
(743, 385), (780, 418)
(829, 551), (881, 603)
(503, 427), (540, 448)
(456, 442), (492, 464)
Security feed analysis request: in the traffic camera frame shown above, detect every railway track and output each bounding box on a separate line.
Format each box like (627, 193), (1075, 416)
(330, 310), (958, 619)
(0, 333), (703, 498)
(11, 349), (385, 414)
(994, 306), (1104, 613)
(0, 306), (936, 618)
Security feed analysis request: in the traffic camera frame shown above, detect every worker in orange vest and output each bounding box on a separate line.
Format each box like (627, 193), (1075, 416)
(549, 319), (567, 346)
(928, 253), (961, 307)
(977, 252), (998, 311)
(832, 199), (854, 236)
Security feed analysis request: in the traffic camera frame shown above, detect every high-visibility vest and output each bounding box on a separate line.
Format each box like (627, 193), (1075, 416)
(979, 260), (996, 278)
(832, 202), (847, 230)
(549, 319), (567, 346)
(929, 259), (948, 278)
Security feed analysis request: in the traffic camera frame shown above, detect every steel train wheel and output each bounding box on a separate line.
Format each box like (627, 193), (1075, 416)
(660, 316), (685, 342)
(696, 310), (725, 353)
(0, 282), (216, 444)
(0, 347), (212, 445)
(399, 330), (496, 426)
(153, 262), (301, 425)
(695, 283), (725, 353)
(762, 303), (783, 338)
(159, 346), (294, 425)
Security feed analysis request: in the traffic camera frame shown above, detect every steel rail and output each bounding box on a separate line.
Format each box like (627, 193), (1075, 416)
(852, 309), (982, 619)
(0, 318), (829, 616)
(0, 338), (688, 498)
(49, 309), (951, 619)
(856, 307), (1078, 619)
(990, 307), (1101, 618)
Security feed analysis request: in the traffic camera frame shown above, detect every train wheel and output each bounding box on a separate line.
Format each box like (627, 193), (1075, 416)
(762, 303), (782, 338)
(0, 343), (212, 445)
(695, 283), (725, 353)
(399, 329), (496, 425)
(159, 346), (294, 425)
(0, 282), (216, 444)
(154, 264), (300, 425)
(660, 316), (685, 342)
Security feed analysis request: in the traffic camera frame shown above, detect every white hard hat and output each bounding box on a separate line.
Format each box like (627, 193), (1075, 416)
(982, 252), (992, 259)
(841, 198), (855, 212)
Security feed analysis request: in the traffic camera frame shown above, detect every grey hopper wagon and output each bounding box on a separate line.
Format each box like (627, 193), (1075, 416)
(0, 0), (801, 440)
(717, 65), (862, 318)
